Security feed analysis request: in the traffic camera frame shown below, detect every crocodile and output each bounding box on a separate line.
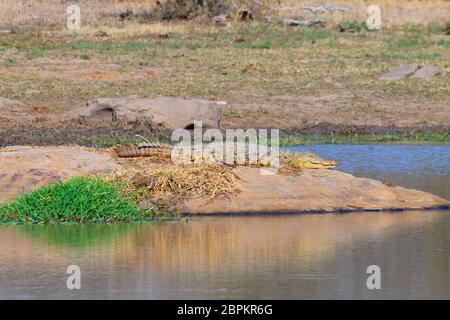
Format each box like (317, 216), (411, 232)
(114, 142), (337, 169)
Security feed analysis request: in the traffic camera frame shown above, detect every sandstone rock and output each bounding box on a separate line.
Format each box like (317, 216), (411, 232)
(411, 64), (443, 80)
(1, 147), (448, 214)
(182, 167), (449, 214)
(0, 146), (122, 202)
(378, 64), (418, 80)
(67, 96), (225, 129)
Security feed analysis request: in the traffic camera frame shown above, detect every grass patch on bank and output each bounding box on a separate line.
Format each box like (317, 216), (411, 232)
(280, 132), (450, 146)
(0, 22), (448, 114)
(0, 177), (158, 224)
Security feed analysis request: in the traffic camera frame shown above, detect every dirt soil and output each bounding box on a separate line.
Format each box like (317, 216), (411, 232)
(0, 22), (449, 145)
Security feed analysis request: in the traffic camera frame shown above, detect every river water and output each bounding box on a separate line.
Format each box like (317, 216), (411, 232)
(0, 144), (449, 299)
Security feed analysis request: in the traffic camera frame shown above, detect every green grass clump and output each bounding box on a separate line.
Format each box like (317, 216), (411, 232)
(25, 47), (50, 59)
(338, 20), (367, 33)
(236, 39), (272, 49)
(0, 177), (148, 224)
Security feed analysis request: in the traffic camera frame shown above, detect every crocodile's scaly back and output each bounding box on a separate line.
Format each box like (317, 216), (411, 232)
(113, 142), (337, 169)
(114, 143), (173, 158)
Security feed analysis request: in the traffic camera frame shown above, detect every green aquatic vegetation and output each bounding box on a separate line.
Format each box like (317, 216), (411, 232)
(279, 132), (450, 146)
(0, 177), (153, 224)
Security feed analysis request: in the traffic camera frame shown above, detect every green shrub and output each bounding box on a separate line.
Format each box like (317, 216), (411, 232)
(0, 177), (146, 224)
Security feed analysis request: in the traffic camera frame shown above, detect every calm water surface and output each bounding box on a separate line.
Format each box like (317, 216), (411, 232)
(0, 144), (449, 299)
(287, 144), (450, 199)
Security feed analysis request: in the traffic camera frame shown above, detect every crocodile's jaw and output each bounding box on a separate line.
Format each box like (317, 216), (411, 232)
(288, 158), (337, 169)
(297, 160), (337, 169)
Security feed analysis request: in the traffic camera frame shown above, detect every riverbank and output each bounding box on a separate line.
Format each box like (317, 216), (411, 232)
(1, 19), (449, 141)
(1, 123), (449, 147)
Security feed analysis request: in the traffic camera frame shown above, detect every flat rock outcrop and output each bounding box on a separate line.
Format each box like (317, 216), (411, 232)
(379, 64), (443, 81)
(66, 96), (225, 129)
(182, 167), (449, 214)
(410, 64), (443, 80)
(378, 64), (418, 80)
(1, 147), (448, 213)
(0, 146), (121, 202)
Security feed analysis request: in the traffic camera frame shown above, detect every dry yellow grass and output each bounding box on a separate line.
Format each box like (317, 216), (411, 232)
(0, 0), (448, 27)
(265, 0), (450, 26)
(106, 161), (241, 212)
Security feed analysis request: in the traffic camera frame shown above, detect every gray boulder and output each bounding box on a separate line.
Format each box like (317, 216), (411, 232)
(68, 96), (225, 129)
(411, 64), (443, 80)
(378, 64), (418, 80)
(0, 97), (23, 107)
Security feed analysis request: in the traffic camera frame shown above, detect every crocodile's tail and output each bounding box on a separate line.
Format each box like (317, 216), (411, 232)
(114, 143), (173, 158)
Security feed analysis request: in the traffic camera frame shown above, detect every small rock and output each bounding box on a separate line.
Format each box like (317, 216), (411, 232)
(411, 64), (443, 80)
(281, 19), (302, 27)
(0, 97), (23, 107)
(378, 64), (418, 80)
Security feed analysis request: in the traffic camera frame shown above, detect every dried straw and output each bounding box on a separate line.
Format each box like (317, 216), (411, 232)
(106, 162), (241, 212)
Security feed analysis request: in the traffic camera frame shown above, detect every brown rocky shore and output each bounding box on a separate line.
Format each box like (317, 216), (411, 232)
(1, 146), (448, 214)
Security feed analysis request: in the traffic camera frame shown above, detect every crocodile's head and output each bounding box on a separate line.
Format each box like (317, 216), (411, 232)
(284, 152), (338, 169)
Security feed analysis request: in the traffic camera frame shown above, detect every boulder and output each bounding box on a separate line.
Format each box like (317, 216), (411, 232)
(0, 97), (23, 106)
(0, 146), (122, 202)
(411, 64), (443, 80)
(181, 167), (449, 214)
(67, 96), (225, 129)
(378, 64), (418, 80)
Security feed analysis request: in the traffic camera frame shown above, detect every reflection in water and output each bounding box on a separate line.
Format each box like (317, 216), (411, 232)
(1, 212), (449, 299)
(286, 145), (450, 199)
(1, 144), (449, 299)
